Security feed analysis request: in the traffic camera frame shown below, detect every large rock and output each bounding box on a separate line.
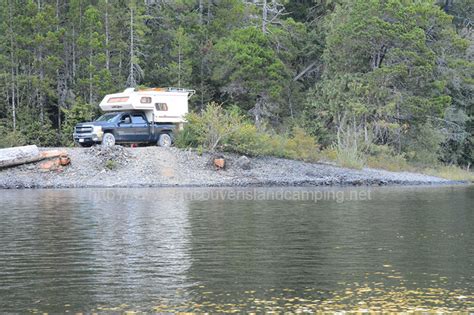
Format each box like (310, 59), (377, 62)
(236, 155), (251, 170)
(214, 158), (225, 169)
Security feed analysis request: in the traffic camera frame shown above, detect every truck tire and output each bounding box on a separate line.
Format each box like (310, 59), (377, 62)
(102, 132), (116, 147)
(158, 133), (172, 147)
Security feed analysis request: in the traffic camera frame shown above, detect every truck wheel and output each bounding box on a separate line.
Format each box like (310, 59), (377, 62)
(158, 133), (172, 147)
(102, 133), (116, 147)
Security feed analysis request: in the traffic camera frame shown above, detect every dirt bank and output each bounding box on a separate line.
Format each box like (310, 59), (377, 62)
(0, 146), (463, 189)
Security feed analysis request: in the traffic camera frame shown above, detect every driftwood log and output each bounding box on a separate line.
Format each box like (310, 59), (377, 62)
(0, 145), (67, 169)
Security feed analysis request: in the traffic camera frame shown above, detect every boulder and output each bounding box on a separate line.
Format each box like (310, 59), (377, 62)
(214, 158), (225, 169)
(59, 154), (71, 166)
(236, 155), (251, 170)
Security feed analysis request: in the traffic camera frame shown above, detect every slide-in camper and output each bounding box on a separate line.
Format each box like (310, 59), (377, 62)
(99, 87), (195, 124)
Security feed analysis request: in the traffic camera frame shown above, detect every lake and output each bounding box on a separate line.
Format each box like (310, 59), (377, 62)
(0, 185), (472, 312)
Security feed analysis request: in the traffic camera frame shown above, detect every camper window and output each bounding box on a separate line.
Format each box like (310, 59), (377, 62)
(155, 103), (168, 111)
(140, 97), (152, 103)
(108, 97), (129, 103)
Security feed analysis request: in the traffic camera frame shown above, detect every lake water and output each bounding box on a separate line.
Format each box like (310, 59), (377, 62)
(0, 185), (473, 312)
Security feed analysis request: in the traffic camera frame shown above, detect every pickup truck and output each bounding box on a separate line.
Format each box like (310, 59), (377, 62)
(73, 111), (175, 147)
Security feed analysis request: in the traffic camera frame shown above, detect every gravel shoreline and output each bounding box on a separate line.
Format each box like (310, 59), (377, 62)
(0, 146), (465, 189)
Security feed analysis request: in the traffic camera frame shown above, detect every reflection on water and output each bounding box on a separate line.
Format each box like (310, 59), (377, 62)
(0, 186), (472, 312)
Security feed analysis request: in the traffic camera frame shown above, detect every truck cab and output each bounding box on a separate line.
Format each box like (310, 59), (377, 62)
(73, 111), (175, 147)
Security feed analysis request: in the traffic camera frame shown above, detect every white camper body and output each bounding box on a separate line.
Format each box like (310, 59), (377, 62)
(99, 87), (194, 123)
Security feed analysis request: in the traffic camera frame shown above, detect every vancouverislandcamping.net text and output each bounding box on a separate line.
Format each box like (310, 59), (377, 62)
(175, 189), (372, 203)
(89, 188), (372, 204)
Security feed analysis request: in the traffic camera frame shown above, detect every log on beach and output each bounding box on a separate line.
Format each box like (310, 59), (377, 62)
(0, 145), (67, 169)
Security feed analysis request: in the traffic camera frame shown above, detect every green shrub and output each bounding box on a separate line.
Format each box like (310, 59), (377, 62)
(404, 122), (445, 165)
(178, 103), (320, 162)
(0, 129), (27, 148)
(229, 123), (266, 155)
(176, 102), (244, 151)
(284, 127), (320, 161)
(335, 144), (366, 169)
(366, 144), (409, 172)
(0, 114), (58, 148)
(61, 100), (98, 146)
(320, 147), (338, 162)
(20, 119), (59, 147)
(228, 122), (319, 161)
(174, 125), (199, 148)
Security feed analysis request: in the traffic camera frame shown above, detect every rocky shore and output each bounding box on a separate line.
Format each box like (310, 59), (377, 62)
(0, 146), (463, 189)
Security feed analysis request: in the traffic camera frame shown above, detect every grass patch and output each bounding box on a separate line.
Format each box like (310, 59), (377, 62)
(105, 159), (117, 170)
(422, 165), (474, 182)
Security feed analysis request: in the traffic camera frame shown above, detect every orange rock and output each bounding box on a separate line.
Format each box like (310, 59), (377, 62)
(39, 159), (60, 171)
(59, 154), (70, 166)
(214, 158), (225, 169)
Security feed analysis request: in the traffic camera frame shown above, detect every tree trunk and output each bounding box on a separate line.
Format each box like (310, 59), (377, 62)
(207, 0), (211, 24)
(128, 6), (136, 87)
(364, 115), (368, 144)
(38, 52), (45, 123)
(262, 0), (268, 33)
(178, 39), (182, 87)
(56, 0), (64, 133)
(89, 47), (93, 103)
(0, 146), (41, 168)
(8, 0), (16, 130)
(199, 0), (203, 24)
(72, 25), (77, 79)
(105, 0), (110, 71)
(0, 146), (67, 168)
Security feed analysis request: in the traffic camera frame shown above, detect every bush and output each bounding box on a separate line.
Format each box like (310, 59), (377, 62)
(335, 145), (366, 169)
(0, 113), (58, 148)
(229, 123), (266, 155)
(366, 144), (409, 172)
(177, 103), (320, 162)
(175, 102), (244, 151)
(320, 147), (338, 162)
(61, 100), (98, 146)
(0, 129), (27, 148)
(20, 119), (59, 147)
(174, 124), (199, 148)
(284, 127), (320, 161)
(404, 122), (445, 165)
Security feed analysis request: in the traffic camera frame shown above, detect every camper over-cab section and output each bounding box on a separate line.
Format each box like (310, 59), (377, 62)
(99, 87), (195, 123)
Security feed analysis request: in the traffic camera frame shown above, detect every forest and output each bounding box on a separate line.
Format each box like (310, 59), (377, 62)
(0, 0), (473, 170)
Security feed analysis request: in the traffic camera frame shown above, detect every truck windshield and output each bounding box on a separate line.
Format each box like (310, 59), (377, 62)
(96, 113), (119, 122)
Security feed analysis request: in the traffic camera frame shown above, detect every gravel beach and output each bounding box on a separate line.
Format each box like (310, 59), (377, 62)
(0, 145), (462, 189)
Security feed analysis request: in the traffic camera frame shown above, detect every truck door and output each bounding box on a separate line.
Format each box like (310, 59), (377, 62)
(131, 113), (150, 142)
(116, 114), (133, 141)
